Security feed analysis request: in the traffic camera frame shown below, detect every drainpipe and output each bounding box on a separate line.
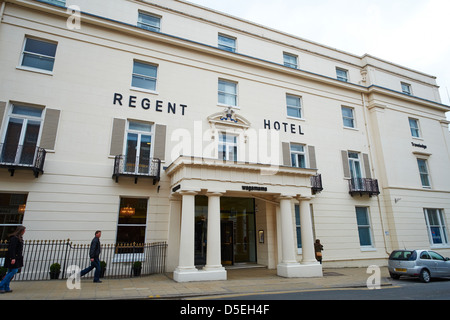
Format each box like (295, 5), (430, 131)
(361, 92), (391, 257)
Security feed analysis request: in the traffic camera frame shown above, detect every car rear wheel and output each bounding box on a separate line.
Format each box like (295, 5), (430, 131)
(389, 272), (400, 280)
(419, 269), (431, 283)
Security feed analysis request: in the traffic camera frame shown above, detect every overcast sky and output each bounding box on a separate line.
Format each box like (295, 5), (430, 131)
(186, 0), (450, 116)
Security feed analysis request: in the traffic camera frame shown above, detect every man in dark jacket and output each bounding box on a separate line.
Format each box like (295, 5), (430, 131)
(0, 226), (26, 293)
(80, 230), (102, 283)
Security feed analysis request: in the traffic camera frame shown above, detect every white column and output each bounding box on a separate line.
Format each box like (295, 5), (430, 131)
(299, 197), (317, 264)
(279, 196), (298, 264)
(202, 192), (226, 280)
(204, 192), (224, 270)
(174, 190), (197, 282)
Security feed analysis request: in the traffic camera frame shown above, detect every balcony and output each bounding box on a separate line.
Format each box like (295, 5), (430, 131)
(310, 174), (323, 194)
(112, 155), (161, 184)
(348, 178), (380, 197)
(0, 144), (46, 177)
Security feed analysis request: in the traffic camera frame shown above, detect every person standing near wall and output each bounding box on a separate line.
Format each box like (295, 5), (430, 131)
(0, 226), (26, 294)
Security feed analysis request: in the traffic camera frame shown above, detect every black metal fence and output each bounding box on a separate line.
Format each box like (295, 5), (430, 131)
(0, 240), (167, 281)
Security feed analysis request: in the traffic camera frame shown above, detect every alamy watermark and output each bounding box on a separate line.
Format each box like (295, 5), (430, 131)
(366, 265), (381, 290)
(66, 5), (81, 30)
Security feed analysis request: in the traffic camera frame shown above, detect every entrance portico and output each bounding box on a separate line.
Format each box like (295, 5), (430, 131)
(166, 156), (323, 282)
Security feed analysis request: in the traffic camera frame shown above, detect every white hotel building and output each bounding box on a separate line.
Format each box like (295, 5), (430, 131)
(1, 0), (449, 282)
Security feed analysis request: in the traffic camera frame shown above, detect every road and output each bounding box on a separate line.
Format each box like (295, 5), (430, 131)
(190, 277), (450, 300)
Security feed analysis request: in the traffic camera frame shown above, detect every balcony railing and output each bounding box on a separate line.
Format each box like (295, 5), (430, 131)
(348, 178), (380, 197)
(0, 144), (46, 177)
(310, 174), (323, 194)
(113, 155), (161, 184)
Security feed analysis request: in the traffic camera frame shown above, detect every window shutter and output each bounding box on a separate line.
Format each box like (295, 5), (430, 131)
(110, 118), (126, 156)
(308, 145), (317, 169)
(40, 109), (60, 150)
(341, 150), (350, 178)
(282, 142), (291, 166)
(0, 101), (6, 128)
(362, 153), (372, 179)
(153, 124), (166, 161)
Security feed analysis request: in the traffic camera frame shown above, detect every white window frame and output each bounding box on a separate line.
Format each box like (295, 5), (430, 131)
(20, 37), (57, 73)
(131, 60), (158, 92)
(218, 79), (238, 107)
(336, 67), (348, 82)
(417, 158), (431, 188)
(283, 52), (298, 69)
(114, 197), (149, 262)
(409, 117), (421, 138)
(424, 209), (449, 247)
(401, 82), (412, 95)
(137, 11), (161, 32)
(218, 34), (236, 52)
(286, 94), (302, 119)
(123, 120), (154, 174)
(290, 143), (307, 168)
(1, 104), (44, 165)
(218, 132), (238, 161)
(342, 106), (355, 128)
(355, 206), (374, 249)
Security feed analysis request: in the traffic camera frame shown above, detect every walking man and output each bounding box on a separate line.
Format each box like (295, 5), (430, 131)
(80, 230), (102, 283)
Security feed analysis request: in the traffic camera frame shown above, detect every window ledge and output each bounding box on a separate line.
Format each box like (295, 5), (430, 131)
(16, 66), (54, 76)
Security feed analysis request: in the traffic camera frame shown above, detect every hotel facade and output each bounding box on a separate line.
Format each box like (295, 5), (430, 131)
(1, 0), (449, 281)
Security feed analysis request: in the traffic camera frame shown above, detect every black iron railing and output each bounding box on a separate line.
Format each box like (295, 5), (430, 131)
(348, 178), (380, 196)
(113, 155), (161, 184)
(0, 144), (46, 177)
(0, 240), (167, 281)
(310, 174), (323, 194)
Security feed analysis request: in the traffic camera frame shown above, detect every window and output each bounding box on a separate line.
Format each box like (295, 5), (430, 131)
(295, 204), (302, 251)
(0, 193), (27, 242)
(401, 82), (412, 95)
(409, 118), (420, 138)
(1, 105), (43, 165)
(124, 121), (153, 174)
(116, 197), (148, 253)
(41, 0), (66, 6)
(290, 143), (306, 168)
(417, 158), (431, 188)
(137, 12), (161, 32)
(218, 34), (236, 52)
(424, 209), (448, 246)
(131, 61), (157, 91)
(336, 67), (348, 82)
(356, 207), (373, 247)
(286, 94), (302, 118)
(21, 37), (57, 72)
(218, 133), (237, 161)
(342, 106), (355, 128)
(283, 53), (298, 69)
(218, 79), (237, 106)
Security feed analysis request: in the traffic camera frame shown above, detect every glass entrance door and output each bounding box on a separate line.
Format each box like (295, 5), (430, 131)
(194, 196), (256, 266)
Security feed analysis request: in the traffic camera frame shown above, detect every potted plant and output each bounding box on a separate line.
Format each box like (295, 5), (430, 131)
(132, 261), (142, 276)
(49, 263), (61, 279)
(100, 260), (107, 278)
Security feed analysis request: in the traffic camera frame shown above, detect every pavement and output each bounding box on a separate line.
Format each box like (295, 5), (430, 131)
(0, 265), (393, 300)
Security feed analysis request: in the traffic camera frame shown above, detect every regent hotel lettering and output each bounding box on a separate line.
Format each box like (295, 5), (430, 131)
(113, 93), (188, 115)
(113, 93), (305, 135)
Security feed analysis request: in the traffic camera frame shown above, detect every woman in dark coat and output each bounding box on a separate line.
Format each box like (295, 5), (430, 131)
(314, 239), (323, 264)
(0, 226), (26, 293)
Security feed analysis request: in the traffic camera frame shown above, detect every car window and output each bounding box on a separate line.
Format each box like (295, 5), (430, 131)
(420, 252), (431, 260)
(429, 251), (444, 261)
(389, 250), (416, 260)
